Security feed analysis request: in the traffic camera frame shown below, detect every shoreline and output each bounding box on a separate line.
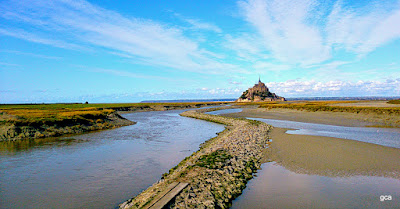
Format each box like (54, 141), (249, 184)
(0, 112), (135, 142)
(268, 127), (400, 179)
(120, 106), (400, 208)
(223, 107), (399, 128)
(120, 107), (272, 209)
(0, 102), (230, 142)
(226, 107), (400, 179)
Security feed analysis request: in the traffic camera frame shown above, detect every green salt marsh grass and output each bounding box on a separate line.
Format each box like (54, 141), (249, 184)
(388, 100), (400, 104)
(0, 102), (229, 125)
(235, 100), (400, 115)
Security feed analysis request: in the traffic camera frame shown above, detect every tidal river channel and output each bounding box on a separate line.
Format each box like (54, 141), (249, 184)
(207, 108), (400, 209)
(0, 109), (224, 209)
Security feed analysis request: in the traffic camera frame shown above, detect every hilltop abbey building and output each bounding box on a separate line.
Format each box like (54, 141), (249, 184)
(236, 78), (285, 102)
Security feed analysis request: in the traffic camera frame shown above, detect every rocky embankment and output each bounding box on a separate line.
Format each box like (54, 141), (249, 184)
(0, 112), (134, 141)
(120, 108), (272, 209)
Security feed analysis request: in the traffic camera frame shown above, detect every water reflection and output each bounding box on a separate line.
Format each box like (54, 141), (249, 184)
(0, 137), (89, 155)
(0, 109), (225, 209)
(232, 125), (400, 208)
(209, 109), (400, 208)
(249, 117), (400, 149)
(232, 163), (400, 209)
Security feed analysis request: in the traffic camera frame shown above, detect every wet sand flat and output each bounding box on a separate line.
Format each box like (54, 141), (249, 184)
(225, 108), (397, 127)
(268, 127), (400, 178)
(223, 107), (400, 177)
(232, 127), (400, 208)
(232, 162), (400, 209)
(226, 107), (400, 208)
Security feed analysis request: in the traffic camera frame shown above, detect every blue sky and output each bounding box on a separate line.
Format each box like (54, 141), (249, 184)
(1, 0), (400, 103)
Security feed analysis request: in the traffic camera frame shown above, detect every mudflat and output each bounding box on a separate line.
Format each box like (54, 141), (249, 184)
(224, 108), (396, 127)
(225, 107), (400, 178)
(330, 100), (400, 107)
(267, 127), (400, 179)
(228, 105), (400, 208)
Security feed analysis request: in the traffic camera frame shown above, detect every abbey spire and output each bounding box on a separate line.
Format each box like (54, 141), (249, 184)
(236, 77), (285, 102)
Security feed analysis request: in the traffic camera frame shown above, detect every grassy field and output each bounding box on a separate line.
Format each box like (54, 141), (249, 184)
(0, 105), (115, 126)
(0, 102), (228, 126)
(388, 100), (400, 104)
(0, 102), (230, 141)
(235, 100), (400, 115)
(0, 102), (220, 110)
(2, 100), (398, 140)
(2, 100), (398, 126)
(234, 100), (400, 128)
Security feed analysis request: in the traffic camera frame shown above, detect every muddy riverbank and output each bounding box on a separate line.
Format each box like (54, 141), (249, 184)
(0, 112), (134, 141)
(230, 126), (400, 208)
(0, 102), (229, 141)
(0, 109), (226, 209)
(224, 107), (398, 127)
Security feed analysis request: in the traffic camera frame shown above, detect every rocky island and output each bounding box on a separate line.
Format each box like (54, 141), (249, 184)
(236, 78), (285, 102)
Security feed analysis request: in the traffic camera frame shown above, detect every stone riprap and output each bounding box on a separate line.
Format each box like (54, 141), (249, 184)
(119, 108), (272, 209)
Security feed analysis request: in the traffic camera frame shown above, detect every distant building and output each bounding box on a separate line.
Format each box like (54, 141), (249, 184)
(236, 78), (285, 102)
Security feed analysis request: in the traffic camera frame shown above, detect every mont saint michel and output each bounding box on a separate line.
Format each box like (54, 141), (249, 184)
(1, 1), (400, 209)
(236, 78), (285, 102)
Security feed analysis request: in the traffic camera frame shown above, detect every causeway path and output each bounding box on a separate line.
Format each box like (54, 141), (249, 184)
(120, 107), (272, 209)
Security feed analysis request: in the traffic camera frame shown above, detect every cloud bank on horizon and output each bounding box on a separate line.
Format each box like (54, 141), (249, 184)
(0, 0), (399, 103)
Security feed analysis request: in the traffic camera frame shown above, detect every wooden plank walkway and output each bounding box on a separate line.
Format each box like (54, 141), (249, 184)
(143, 182), (188, 209)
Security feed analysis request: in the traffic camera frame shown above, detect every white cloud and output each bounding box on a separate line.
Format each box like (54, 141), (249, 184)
(207, 87), (242, 95)
(326, 1), (400, 55)
(224, 34), (267, 61)
(77, 66), (190, 82)
(239, 0), (331, 66)
(0, 50), (62, 60)
(87, 68), (157, 79)
(0, 62), (20, 66)
(229, 81), (242, 85)
(238, 0), (400, 66)
(267, 79), (400, 97)
(253, 62), (291, 72)
(0, 28), (85, 50)
(187, 19), (222, 33)
(175, 14), (223, 33)
(0, 0), (231, 74)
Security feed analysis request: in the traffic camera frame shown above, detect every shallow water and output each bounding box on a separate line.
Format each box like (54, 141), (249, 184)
(248, 117), (400, 149)
(232, 163), (400, 209)
(209, 108), (400, 208)
(210, 108), (400, 148)
(0, 109), (225, 209)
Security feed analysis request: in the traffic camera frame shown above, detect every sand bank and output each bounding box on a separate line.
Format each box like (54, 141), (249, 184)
(266, 127), (400, 178)
(224, 108), (396, 127)
(227, 108), (400, 178)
